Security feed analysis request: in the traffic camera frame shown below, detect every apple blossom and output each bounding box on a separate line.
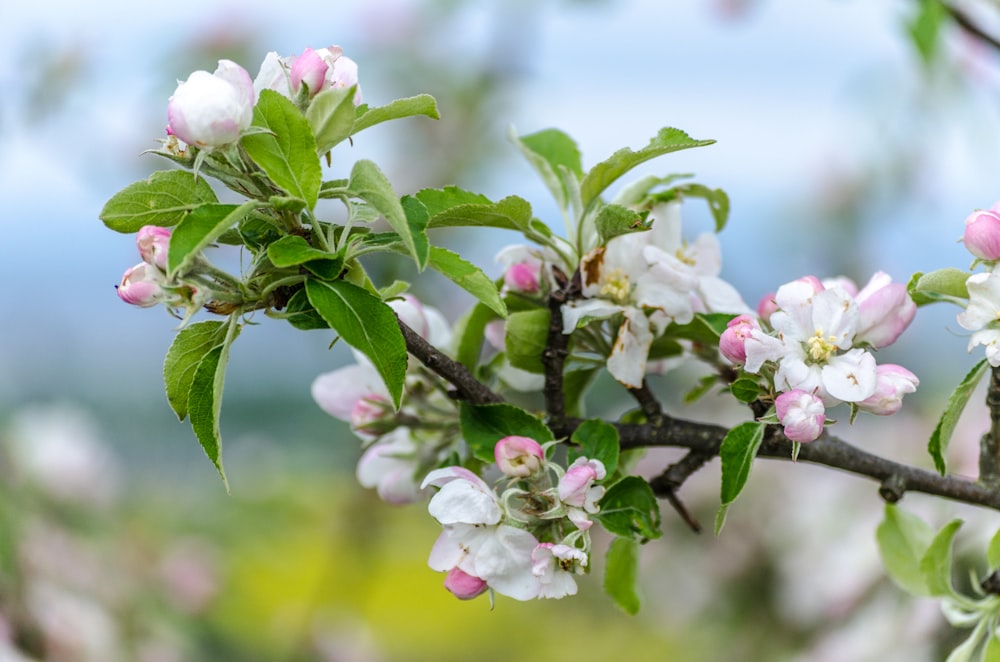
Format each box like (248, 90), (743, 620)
(289, 47), (328, 97)
(443, 567), (489, 600)
(774, 390), (826, 443)
(558, 457), (606, 530)
(311, 363), (389, 437)
(495, 436), (544, 478)
(756, 292), (779, 323)
(423, 467), (541, 600)
(496, 245), (544, 294)
(254, 47), (362, 104)
(167, 60), (254, 149)
(719, 314), (758, 363)
(964, 208), (1000, 261)
(136, 225), (171, 271)
(388, 294), (451, 348)
(857, 364), (920, 416)
(356, 429), (426, 504)
(852, 272), (916, 349)
(116, 263), (164, 307)
(531, 543), (588, 599)
(957, 268), (1000, 366)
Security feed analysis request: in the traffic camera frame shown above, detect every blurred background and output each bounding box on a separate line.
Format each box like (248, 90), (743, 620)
(3, 0), (1000, 659)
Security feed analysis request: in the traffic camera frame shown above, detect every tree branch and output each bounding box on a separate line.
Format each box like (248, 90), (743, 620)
(944, 2), (1000, 53)
(397, 318), (503, 405)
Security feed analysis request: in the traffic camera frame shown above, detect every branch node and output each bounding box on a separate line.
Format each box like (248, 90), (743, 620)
(878, 474), (906, 504)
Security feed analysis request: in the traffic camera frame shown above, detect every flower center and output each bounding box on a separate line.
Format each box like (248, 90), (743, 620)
(805, 329), (838, 363)
(599, 268), (631, 303)
(674, 244), (696, 267)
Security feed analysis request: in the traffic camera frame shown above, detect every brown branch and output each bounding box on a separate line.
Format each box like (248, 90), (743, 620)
(541, 282), (575, 429)
(945, 3), (1000, 53)
(397, 318), (503, 405)
(981, 366), (1000, 487)
(649, 450), (715, 533)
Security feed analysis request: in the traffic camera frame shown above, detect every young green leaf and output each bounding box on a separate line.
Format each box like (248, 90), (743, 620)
(186, 317), (240, 491)
(307, 86), (358, 154)
(267, 235), (344, 280)
(509, 127), (582, 212)
(715, 421), (766, 533)
(569, 419), (619, 476)
(242, 89), (322, 210)
(580, 128), (715, 214)
(349, 160), (428, 269)
(425, 195), (534, 232)
(730, 378), (761, 404)
(413, 186), (492, 217)
(595, 204), (648, 244)
(983, 630), (1000, 662)
(504, 309), (549, 373)
(908, 0), (947, 67)
(427, 246), (507, 318)
(100, 170), (219, 233)
(163, 320), (227, 420)
(167, 201), (257, 277)
(987, 527), (1000, 570)
(351, 94), (440, 135)
(459, 402), (553, 463)
(596, 476), (662, 542)
(876, 503), (934, 597)
(907, 268), (971, 306)
(920, 518), (963, 598)
(604, 537), (642, 615)
(562, 368), (598, 419)
(305, 279), (408, 409)
(670, 182), (730, 233)
(453, 302), (499, 371)
(283, 289), (329, 331)
(929, 358), (989, 475)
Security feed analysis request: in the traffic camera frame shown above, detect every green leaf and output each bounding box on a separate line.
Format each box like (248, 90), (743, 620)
(453, 302), (499, 371)
(162, 320), (227, 420)
(596, 476), (662, 542)
(665, 313), (735, 345)
(595, 204), (649, 243)
(100, 170), (218, 233)
(305, 279), (408, 408)
(186, 317), (240, 490)
(987, 528), (1000, 570)
(569, 419), (619, 476)
(907, 268), (971, 306)
(920, 518), (963, 598)
(414, 186), (492, 217)
(349, 160), (428, 269)
(929, 358), (989, 475)
(671, 183), (730, 233)
(427, 246), (507, 317)
(945, 618), (990, 662)
(167, 201), (257, 277)
(307, 86), (358, 154)
(716, 421), (766, 533)
(284, 288), (329, 330)
(459, 402), (553, 463)
(580, 128), (715, 213)
(730, 378), (761, 404)
(604, 537), (642, 615)
(266, 235), (343, 280)
(510, 127), (582, 211)
(563, 368), (598, 418)
(242, 89), (322, 210)
(425, 195), (535, 232)
(684, 374), (719, 404)
(876, 503), (934, 597)
(908, 0), (947, 67)
(504, 309), (549, 373)
(351, 94), (440, 135)
(983, 631), (1000, 662)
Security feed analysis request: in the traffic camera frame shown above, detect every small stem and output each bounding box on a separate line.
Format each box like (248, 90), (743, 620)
(399, 318), (502, 405)
(980, 366), (1000, 487)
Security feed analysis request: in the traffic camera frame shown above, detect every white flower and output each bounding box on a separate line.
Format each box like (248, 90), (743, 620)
(423, 467), (540, 600)
(531, 543), (588, 599)
(356, 429), (426, 504)
(957, 269), (1000, 366)
(167, 60), (255, 149)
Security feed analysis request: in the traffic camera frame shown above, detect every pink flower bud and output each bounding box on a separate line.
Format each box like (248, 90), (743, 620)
(137, 225), (171, 270)
(964, 209), (1000, 261)
(167, 60), (255, 149)
(350, 394), (388, 432)
(857, 364), (919, 415)
(289, 47), (329, 97)
(116, 263), (164, 307)
(494, 435), (544, 478)
(558, 457), (606, 508)
(853, 272), (916, 348)
(719, 313), (757, 363)
(755, 292), (778, 323)
(504, 262), (541, 294)
(443, 567), (488, 600)
(775, 390), (825, 443)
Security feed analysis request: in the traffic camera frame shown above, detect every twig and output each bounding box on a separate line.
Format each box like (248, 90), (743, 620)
(981, 365), (1000, 487)
(649, 450), (715, 532)
(944, 2), (1000, 53)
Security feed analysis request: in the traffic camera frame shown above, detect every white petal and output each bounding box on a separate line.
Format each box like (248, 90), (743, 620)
(311, 364), (386, 421)
(561, 299), (623, 333)
(810, 287), (859, 349)
(606, 310), (653, 388)
(821, 349), (877, 402)
(697, 275), (751, 314)
(472, 525), (540, 601)
(427, 477), (501, 526)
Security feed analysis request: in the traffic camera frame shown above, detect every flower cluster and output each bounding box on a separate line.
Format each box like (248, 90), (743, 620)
(311, 295), (461, 504)
(116, 225), (213, 317)
(560, 201), (748, 388)
(166, 46), (359, 151)
(720, 273), (918, 442)
(958, 202), (1000, 366)
(424, 437), (605, 601)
